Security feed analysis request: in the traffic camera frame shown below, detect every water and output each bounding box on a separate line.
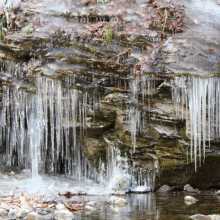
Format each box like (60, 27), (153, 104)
(72, 192), (220, 220)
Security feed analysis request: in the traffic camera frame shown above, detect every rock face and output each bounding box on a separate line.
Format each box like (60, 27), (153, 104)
(0, 0), (220, 191)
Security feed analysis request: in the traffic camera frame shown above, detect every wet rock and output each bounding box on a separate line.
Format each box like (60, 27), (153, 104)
(84, 205), (98, 212)
(0, 209), (8, 216)
(153, 37), (220, 76)
(183, 184), (199, 193)
(52, 209), (75, 220)
(184, 196), (198, 205)
(5, 32), (52, 58)
(110, 196), (127, 206)
(156, 185), (172, 193)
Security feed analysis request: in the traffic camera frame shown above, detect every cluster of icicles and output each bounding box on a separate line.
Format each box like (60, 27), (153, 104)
(171, 76), (220, 171)
(0, 73), (158, 191)
(0, 76), (99, 181)
(0, 71), (220, 190)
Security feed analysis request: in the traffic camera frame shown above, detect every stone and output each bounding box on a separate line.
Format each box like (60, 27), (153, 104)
(52, 210), (75, 220)
(209, 215), (220, 220)
(183, 184), (199, 193)
(16, 209), (32, 218)
(189, 214), (210, 220)
(0, 209), (8, 216)
(110, 196), (127, 207)
(1, 202), (11, 211)
(26, 211), (42, 220)
(8, 208), (18, 216)
(189, 214), (220, 220)
(184, 196), (198, 205)
(84, 205), (98, 212)
(36, 192), (62, 204)
(0, 190), (5, 198)
(56, 204), (68, 211)
(35, 208), (51, 215)
(20, 198), (33, 211)
(114, 191), (126, 196)
(86, 201), (96, 207)
(156, 185), (172, 193)
(215, 0), (220, 5)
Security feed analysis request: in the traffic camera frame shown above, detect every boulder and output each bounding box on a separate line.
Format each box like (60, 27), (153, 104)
(183, 184), (199, 193)
(156, 185), (172, 193)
